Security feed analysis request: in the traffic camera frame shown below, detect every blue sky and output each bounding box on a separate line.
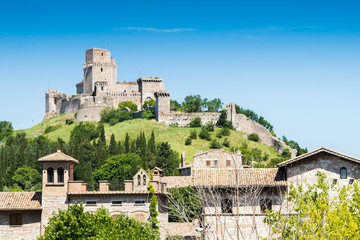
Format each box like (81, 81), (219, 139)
(0, 0), (359, 157)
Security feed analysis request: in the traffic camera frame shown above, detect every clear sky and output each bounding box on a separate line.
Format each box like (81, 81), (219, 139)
(0, 0), (359, 157)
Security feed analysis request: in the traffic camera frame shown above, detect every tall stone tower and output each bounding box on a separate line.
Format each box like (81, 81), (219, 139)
(76, 48), (117, 94)
(155, 92), (170, 124)
(38, 150), (79, 233)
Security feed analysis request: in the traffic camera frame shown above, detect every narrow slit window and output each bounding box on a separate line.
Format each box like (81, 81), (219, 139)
(112, 200), (123, 205)
(143, 175), (146, 185)
(135, 200), (145, 205)
(86, 200), (97, 205)
(138, 175), (141, 186)
(340, 167), (347, 179)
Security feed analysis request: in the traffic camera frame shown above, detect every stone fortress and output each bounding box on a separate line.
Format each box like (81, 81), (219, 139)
(44, 48), (295, 156)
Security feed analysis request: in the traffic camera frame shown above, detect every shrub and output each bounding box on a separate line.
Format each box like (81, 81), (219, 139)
(185, 137), (192, 145)
(100, 108), (133, 125)
(142, 109), (155, 119)
(44, 124), (62, 134)
(198, 126), (211, 141)
(221, 127), (230, 136)
(118, 101), (138, 111)
(189, 117), (202, 128)
(210, 139), (221, 149)
(169, 123), (179, 127)
(248, 133), (260, 142)
(223, 138), (230, 147)
(216, 131), (223, 138)
(65, 119), (74, 125)
(205, 121), (215, 132)
(142, 99), (156, 109)
(189, 129), (197, 139)
(216, 110), (233, 129)
(282, 148), (292, 159)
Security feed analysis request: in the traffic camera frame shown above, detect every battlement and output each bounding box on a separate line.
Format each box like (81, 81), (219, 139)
(155, 91), (170, 97)
(85, 48), (111, 63)
(116, 81), (138, 85)
(137, 77), (163, 83)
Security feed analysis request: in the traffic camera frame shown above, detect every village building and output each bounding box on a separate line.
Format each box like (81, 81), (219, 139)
(0, 151), (170, 240)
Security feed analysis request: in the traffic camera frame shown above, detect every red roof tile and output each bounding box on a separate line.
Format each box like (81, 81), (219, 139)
(0, 192), (42, 210)
(38, 150), (79, 164)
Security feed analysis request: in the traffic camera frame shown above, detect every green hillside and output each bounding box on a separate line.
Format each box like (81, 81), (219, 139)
(15, 114), (280, 164)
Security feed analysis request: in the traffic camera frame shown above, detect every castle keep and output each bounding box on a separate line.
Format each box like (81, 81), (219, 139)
(44, 48), (165, 122)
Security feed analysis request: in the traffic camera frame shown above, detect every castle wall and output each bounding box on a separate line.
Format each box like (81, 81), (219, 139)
(0, 211), (41, 240)
(166, 112), (221, 127)
(139, 79), (165, 105)
(115, 81), (139, 94)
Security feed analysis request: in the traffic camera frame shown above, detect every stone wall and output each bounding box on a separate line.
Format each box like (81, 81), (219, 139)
(41, 196), (67, 234)
(166, 112), (221, 127)
(0, 211), (41, 240)
(162, 176), (192, 188)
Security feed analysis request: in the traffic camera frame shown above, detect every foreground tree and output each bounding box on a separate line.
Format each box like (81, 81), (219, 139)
(265, 172), (360, 239)
(39, 204), (159, 240)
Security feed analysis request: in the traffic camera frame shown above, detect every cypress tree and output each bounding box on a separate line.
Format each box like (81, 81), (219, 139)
(109, 134), (117, 156)
(124, 133), (130, 153)
(130, 141), (136, 153)
(118, 141), (124, 154)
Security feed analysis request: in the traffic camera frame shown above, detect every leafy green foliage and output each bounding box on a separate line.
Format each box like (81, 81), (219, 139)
(203, 98), (223, 112)
(148, 184), (159, 230)
(189, 129), (197, 140)
(38, 203), (159, 240)
(216, 110), (233, 129)
(44, 124), (62, 134)
(223, 138), (230, 147)
(12, 166), (41, 191)
(142, 99), (156, 109)
(231, 142), (269, 166)
(170, 99), (182, 111)
(265, 172), (360, 239)
(100, 108), (133, 126)
(209, 139), (221, 149)
(0, 121), (13, 141)
(142, 109), (155, 120)
(168, 186), (202, 222)
(281, 148), (292, 159)
(248, 133), (260, 142)
(65, 119), (74, 125)
(189, 117), (202, 127)
(185, 137), (192, 145)
(182, 95), (204, 113)
(282, 135), (308, 156)
(205, 121), (215, 132)
(118, 101), (138, 111)
(220, 127), (230, 137)
(198, 126), (211, 141)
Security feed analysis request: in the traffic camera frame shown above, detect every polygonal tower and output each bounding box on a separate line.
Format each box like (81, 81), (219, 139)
(76, 48), (117, 94)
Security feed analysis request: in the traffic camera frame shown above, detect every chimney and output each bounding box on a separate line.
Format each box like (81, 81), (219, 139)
(181, 152), (186, 167)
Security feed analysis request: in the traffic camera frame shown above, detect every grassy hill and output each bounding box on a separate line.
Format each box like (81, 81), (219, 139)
(14, 114), (280, 164)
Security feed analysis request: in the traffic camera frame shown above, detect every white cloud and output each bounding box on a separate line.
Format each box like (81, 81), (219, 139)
(115, 27), (196, 33)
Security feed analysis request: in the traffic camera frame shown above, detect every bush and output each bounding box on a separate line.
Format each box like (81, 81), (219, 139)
(118, 101), (138, 112)
(248, 133), (260, 142)
(205, 121), (215, 132)
(221, 127), (230, 136)
(210, 139), (221, 149)
(281, 148), (292, 159)
(100, 108), (133, 125)
(223, 138), (230, 147)
(189, 129), (197, 139)
(0, 121), (13, 141)
(169, 123), (179, 127)
(185, 138), (192, 145)
(142, 109), (155, 119)
(198, 126), (211, 141)
(65, 119), (74, 125)
(216, 131), (223, 138)
(189, 117), (202, 128)
(44, 124), (62, 134)
(142, 99), (156, 109)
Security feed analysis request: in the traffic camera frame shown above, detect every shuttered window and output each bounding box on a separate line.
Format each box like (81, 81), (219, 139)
(10, 214), (22, 225)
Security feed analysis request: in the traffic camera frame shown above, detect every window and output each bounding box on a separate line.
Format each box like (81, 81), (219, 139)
(143, 175), (146, 185)
(221, 199), (233, 214)
(86, 200), (97, 205)
(214, 160), (218, 166)
(260, 199), (272, 213)
(206, 161), (210, 166)
(226, 160), (231, 166)
(10, 214), (22, 226)
(101, 52), (104, 56)
(112, 200), (123, 205)
(138, 175), (141, 186)
(349, 179), (354, 185)
(340, 167), (347, 179)
(101, 68), (103, 72)
(135, 200), (145, 205)
(47, 168), (54, 183)
(101, 86), (104, 90)
(57, 168), (64, 183)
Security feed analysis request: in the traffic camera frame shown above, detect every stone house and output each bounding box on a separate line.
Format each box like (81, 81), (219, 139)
(164, 147), (360, 240)
(0, 151), (170, 240)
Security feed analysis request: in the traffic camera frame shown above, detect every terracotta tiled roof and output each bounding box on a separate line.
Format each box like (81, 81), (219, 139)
(68, 190), (170, 195)
(192, 168), (287, 187)
(38, 150), (79, 164)
(0, 192), (42, 210)
(278, 147), (360, 167)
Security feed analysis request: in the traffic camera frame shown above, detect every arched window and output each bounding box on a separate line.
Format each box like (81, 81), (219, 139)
(58, 168), (64, 183)
(340, 167), (347, 179)
(138, 175), (141, 186)
(47, 168), (54, 183)
(143, 175), (146, 185)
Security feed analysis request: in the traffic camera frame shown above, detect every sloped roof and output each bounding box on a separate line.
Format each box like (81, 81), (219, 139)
(278, 147), (360, 167)
(68, 190), (170, 196)
(38, 150), (79, 164)
(0, 192), (42, 210)
(192, 168), (287, 187)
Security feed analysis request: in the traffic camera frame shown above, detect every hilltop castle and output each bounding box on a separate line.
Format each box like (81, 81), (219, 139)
(44, 48), (166, 122)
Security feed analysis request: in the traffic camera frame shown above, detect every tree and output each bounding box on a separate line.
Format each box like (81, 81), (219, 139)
(248, 133), (260, 142)
(148, 184), (159, 230)
(205, 98), (223, 112)
(142, 99), (156, 109)
(265, 172), (360, 239)
(38, 204), (159, 240)
(216, 110), (232, 129)
(142, 109), (155, 119)
(189, 117), (202, 128)
(0, 121), (13, 141)
(182, 95), (204, 113)
(109, 134), (117, 155)
(118, 101), (138, 111)
(12, 166), (41, 191)
(170, 99), (182, 111)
